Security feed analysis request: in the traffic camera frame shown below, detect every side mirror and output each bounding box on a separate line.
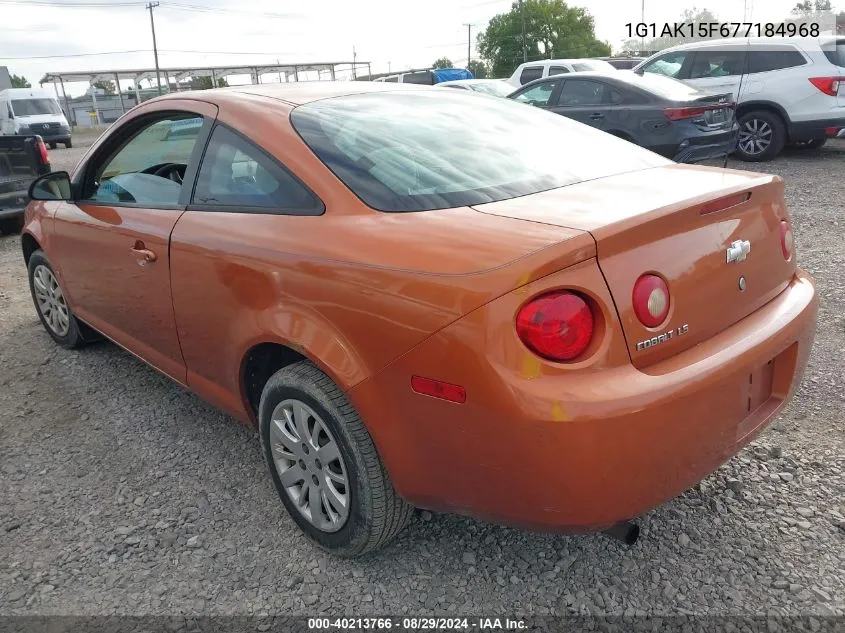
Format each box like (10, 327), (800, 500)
(29, 171), (72, 201)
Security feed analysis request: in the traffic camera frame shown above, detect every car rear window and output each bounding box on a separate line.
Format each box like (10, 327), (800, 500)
(748, 47), (806, 73)
(616, 72), (703, 101)
(290, 90), (669, 213)
(822, 39), (845, 67)
(572, 60), (615, 72)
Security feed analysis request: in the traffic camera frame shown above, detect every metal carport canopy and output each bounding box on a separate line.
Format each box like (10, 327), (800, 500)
(38, 61), (368, 86)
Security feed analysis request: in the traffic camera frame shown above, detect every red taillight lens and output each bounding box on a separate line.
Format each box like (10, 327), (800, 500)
(516, 291), (593, 362)
(780, 220), (793, 261)
(808, 77), (843, 96)
(663, 103), (734, 121)
(36, 139), (49, 165)
(632, 274), (670, 328)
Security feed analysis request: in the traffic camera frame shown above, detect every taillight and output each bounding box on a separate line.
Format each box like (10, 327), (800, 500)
(780, 220), (793, 261)
(516, 291), (593, 362)
(36, 138), (49, 165)
(808, 77), (843, 96)
(664, 103), (734, 121)
(632, 274), (670, 328)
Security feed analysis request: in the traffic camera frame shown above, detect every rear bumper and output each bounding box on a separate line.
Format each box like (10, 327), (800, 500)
(788, 116), (845, 141)
(671, 126), (738, 164)
(353, 270), (818, 532)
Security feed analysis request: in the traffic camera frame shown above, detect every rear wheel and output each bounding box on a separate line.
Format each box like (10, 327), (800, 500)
(27, 250), (87, 349)
(259, 361), (413, 557)
(735, 110), (785, 162)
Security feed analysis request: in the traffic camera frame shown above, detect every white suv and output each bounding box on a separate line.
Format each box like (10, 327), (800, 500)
(632, 37), (845, 161)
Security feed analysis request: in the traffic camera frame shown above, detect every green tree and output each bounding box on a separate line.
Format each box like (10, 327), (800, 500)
(10, 73), (31, 88)
(432, 57), (454, 69)
(92, 79), (116, 94)
(792, 0), (831, 15)
(191, 76), (229, 89)
(477, 0), (610, 79)
(467, 59), (489, 78)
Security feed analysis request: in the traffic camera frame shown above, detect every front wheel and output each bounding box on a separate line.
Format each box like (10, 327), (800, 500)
(0, 216), (24, 235)
(735, 110), (786, 162)
(48, 142), (57, 150)
(259, 361), (413, 557)
(27, 250), (87, 349)
(64, 139), (72, 149)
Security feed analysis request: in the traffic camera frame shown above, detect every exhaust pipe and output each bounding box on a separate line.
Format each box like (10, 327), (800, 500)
(603, 520), (640, 545)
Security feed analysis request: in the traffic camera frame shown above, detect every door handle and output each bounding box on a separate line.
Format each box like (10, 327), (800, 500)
(589, 112), (605, 120)
(130, 240), (157, 263)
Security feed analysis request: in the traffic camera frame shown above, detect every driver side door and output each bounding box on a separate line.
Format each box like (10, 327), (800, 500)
(51, 101), (217, 383)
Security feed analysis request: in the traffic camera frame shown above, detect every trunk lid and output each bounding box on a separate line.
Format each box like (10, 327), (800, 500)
(472, 164), (796, 368)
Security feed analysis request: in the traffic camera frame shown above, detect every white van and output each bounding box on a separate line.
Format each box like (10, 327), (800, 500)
(0, 88), (72, 148)
(505, 58), (617, 87)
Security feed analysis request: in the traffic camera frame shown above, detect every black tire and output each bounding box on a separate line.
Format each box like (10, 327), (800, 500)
(259, 361), (413, 557)
(48, 142), (57, 150)
(791, 138), (827, 150)
(64, 139), (72, 149)
(27, 250), (87, 349)
(0, 216), (24, 235)
(735, 110), (786, 162)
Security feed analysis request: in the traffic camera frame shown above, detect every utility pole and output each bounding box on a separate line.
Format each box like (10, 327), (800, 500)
(352, 45), (357, 79)
(463, 23), (473, 68)
(640, 0), (645, 54)
(146, 1), (162, 94)
(519, 0), (527, 62)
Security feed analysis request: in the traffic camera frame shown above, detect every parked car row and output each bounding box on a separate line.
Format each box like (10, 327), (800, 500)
(439, 36), (844, 163)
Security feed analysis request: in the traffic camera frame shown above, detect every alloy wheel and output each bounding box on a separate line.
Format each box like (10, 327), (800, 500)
(32, 265), (70, 337)
(269, 399), (350, 532)
(738, 118), (773, 156)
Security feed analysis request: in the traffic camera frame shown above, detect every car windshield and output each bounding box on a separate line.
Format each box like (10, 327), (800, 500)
(616, 72), (704, 101)
(469, 81), (514, 97)
(11, 98), (62, 117)
(291, 90), (669, 212)
(572, 60), (615, 72)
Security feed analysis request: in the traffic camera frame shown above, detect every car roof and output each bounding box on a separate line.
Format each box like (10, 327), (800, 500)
(438, 79), (503, 86)
(648, 36), (833, 55)
(153, 80), (430, 107)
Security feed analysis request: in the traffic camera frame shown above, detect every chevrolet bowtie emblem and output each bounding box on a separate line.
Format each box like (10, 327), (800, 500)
(726, 239), (751, 263)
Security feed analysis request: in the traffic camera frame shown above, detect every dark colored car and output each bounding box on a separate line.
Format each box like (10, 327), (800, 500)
(508, 71), (739, 163)
(0, 134), (51, 234)
(600, 57), (646, 70)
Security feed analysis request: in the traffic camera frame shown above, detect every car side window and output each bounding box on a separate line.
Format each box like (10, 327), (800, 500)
(642, 51), (688, 78)
(688, 50), (745, 78)
(557, 80), (606, 106)
(512, 80), (560, 106)
(519, 66), (543, 84)
(84, 114), (203, 206)
(748, 47), (806, 73)
(192, 125), (322, 215)
(608, 87), (625, 104)
(548, 66), (570, 76)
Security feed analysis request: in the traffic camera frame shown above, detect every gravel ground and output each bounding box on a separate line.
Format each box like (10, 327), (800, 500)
(0, 136), (843, 618)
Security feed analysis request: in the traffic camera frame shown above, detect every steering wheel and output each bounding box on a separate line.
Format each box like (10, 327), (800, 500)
(151, 163), (183, 184)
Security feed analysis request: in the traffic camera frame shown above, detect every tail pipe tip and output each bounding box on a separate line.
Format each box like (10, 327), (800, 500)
(603, 520), (640, 546)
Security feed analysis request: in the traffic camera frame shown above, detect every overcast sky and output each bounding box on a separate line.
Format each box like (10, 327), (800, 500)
(0, 0), (835, 96)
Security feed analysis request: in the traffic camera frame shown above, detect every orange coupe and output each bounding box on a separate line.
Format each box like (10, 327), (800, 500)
(22, 83), (817, 556)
